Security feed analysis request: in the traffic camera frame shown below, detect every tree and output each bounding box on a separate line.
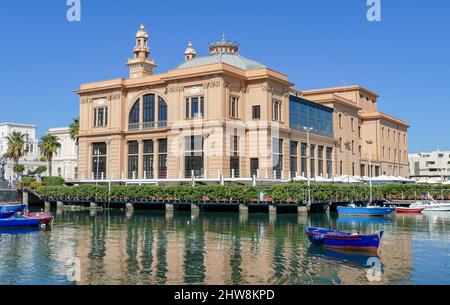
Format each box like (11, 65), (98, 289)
(69, 117), (79, 143)
(13, 164), (25, 175)
(5, 131), (26, 165)
(39, 134), (61, 177)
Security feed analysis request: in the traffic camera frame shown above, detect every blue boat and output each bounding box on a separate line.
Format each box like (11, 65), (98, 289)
(305, 227), (384, 252)
(337, 206), (395, 217)
(0, 211), (15, 219)
(0, 203), (27, 213)
(0, 215), (41, 228)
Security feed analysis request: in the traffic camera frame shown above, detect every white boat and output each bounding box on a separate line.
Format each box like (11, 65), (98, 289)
(410, 193), (450, 212)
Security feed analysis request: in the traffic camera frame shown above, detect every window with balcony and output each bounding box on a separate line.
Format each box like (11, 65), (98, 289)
(129, 94), (168, 130)
(92, 143), (107, 180)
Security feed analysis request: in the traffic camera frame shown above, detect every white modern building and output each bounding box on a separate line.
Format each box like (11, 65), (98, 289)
(0, 122), (47, 179)
(48, 127), (78, 181)
(409, 150), (450, 181)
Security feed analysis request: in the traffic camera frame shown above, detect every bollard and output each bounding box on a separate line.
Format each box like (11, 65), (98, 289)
(239, 204), (249, 214)
(191, 204), (200, 215)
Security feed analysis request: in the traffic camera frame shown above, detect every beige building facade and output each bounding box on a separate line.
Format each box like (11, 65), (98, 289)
(75, 25), (409, 182)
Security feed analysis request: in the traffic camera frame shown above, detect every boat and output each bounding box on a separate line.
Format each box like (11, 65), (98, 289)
(26, 212), (54, 226)
(395, 206), (424, 214)
(409, 193), (450, 212)
(0, 203), (27, 213)
(0, 211), (16, 219)
(0, 215), (41, 228)
(305, 227), (384, 252)
(337, 206), (395, 217)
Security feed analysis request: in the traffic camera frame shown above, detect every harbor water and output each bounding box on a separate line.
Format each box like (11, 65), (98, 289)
(0, 208), (449, 285)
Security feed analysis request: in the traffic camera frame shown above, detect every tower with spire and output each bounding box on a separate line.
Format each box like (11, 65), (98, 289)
(184, 41), (196, 61)
(127, 24), (156, 79)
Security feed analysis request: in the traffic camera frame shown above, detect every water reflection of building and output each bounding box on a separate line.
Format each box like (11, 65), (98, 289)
(67, 212), (415, 285)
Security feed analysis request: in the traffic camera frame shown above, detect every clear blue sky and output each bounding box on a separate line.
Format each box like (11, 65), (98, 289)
(0, 0), (449, 153)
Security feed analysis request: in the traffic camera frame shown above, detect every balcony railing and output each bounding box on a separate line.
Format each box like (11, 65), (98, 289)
(128, 121), (168, 131)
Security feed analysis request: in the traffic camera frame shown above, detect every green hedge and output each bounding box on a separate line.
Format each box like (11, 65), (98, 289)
(35, 182), (450, 203)
(41, 176), (65, 186)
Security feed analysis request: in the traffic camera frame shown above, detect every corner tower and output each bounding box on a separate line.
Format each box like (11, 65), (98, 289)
(127, 24), (156, 78)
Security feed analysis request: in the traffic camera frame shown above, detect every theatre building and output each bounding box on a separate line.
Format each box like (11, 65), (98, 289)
(75, 25), (409, 182)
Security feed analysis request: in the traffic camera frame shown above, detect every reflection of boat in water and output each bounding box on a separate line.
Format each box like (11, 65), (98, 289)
(307, 245), (381, 268)
(338, 206), (395, 217)
(0, 227), (42, 235)
(421, 211), (450, 221)
(338, 216), (393, 226)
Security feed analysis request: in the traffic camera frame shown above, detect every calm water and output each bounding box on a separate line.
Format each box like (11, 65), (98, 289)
(0, 208), (449, 285)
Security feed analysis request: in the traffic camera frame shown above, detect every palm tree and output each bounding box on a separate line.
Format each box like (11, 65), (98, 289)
(5, 131), (26, 165)
(69, 117), (79, 143)
(39, 134), (61, 177)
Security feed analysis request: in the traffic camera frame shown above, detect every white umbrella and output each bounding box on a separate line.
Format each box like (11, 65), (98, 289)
(335, 175), (363, 184)
(293, 176), (308, 182)
(313, 176), (332, 183)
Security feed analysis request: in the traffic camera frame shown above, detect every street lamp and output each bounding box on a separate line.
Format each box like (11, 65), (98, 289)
(366, 140), (374, 205)
(303, 126), (314, 207)
(0, 157), (7, 181)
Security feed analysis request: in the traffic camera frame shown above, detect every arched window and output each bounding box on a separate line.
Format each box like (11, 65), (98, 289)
(158, 97), (168, 127)
(129, 101), (140, 130)
(129, 93), (168, 130)
(143, 94), (155, 128)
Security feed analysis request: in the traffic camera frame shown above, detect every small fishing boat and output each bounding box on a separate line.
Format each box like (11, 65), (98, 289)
(305, 227), (384, 252)
(337, 206), (395, 217)
(395, 206), (424, 214)
(0, 203), (27, 213)
(0, 215), (41, 228)
(26, 212), (54, 226)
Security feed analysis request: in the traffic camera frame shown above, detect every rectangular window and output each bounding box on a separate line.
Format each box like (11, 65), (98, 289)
(143, 140), (154, 179)
(186, 96), (205, 119)
(230, 135), (240, 178)
(272, 138), (283, 179)
(272, 100), (281, 121)
(351, 118), (355, 132)
(250, 158), (259, 178)
(94, 107), (108, 127)
(310, 144), (316, 178)
(360, 164), (366, 177)
(230, 97), (239, 119)
(92, 143), (107, 180)
(252, 105), (261, 120)
(301, 143), (307, 177)
(158, 139), (168, 179)
(290, 141), (298, 178)
(318, 145), (324, 177)
(326, 147), (333, 178)
(128, 141), (139, 179)
(339, 114), (343, 129)
(143, 94), (155, 128)
(185, 136), (204, 178)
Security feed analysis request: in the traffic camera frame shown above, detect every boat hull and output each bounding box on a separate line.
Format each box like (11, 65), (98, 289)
(305, 227), (383, 252)
(0, 217), (41, 228)
(337, 206), (395, 217)
(396, 207), (424, 214)
(26, 213), (54, 226)
(0, 204), (27, 213)
(0, 211), (15, 219)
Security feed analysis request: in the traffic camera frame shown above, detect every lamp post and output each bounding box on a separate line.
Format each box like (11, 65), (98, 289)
(0, 157), (7, 181)
(366, 140), (374, 205)
(303, 126), (314, 207)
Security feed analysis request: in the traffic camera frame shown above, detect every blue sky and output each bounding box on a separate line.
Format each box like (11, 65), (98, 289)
(0, 0), (449, 153)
